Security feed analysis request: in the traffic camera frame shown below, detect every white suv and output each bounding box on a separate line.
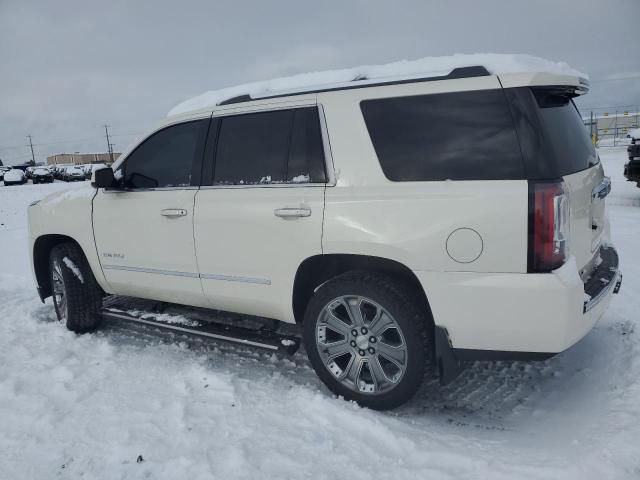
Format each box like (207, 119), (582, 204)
(28, 57), (621, 409)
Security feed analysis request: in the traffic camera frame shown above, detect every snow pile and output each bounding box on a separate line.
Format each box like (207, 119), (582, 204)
(169, 53), (587, 116)
(2, 156), (640, 479)
(62, 257), (84, 284)
(291, 174), (310, 183)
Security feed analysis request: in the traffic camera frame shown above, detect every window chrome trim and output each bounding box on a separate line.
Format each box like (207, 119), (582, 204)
(212, 98), (316, 117)
(102, 186), (199, 193)
(102, 264), (271, 285)
(317, 103), (336, 186)
(198, 183), (326, 191)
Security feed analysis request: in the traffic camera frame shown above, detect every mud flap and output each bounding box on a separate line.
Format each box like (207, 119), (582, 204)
(434, 326), (464, 385)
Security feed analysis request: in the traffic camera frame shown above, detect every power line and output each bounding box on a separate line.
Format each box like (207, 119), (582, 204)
(27, 135), (35, 164)
(0, 132), (142, 152)
(104, 125), (114, 163)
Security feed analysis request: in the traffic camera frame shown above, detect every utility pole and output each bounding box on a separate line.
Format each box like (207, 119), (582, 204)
(104, 125), (114, 162)
(27, 135), (35, 164)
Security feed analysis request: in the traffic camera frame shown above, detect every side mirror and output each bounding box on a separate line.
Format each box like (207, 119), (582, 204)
(91, 167), (116, 189)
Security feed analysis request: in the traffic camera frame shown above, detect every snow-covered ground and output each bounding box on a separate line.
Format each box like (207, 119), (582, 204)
(1, 150), (639, 479)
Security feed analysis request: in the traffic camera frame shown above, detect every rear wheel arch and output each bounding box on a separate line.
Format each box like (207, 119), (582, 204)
(292, 254), (434, 329)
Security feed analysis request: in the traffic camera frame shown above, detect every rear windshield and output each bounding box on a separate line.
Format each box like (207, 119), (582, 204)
(360, 89), (525, 181)
(532, 88), (598, 175)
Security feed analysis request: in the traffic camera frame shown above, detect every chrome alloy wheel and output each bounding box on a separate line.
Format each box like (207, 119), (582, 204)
(316, 295), (408, 395)
(52, 258), (68, 323)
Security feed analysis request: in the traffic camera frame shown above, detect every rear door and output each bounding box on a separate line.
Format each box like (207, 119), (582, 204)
(193, 104), (328, 322)
(93, 117), (211, 307)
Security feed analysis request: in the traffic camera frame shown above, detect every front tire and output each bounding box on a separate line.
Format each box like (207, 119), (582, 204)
(303, 272), (433, 410)
(50, 243), (103, 333)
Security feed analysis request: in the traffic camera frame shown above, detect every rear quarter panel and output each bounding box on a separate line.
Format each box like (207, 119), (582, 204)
(318, 81), (529, 274)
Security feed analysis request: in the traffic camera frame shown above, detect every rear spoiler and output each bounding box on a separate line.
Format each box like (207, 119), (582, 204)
(499, 72), (590, 96)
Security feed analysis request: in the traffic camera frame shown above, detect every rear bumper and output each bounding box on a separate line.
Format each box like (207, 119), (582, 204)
(415, 245), (621, 355)
(584, 245), (621, 312)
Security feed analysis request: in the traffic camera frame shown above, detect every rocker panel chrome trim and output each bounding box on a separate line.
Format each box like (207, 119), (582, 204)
(101, 264), (271, 285)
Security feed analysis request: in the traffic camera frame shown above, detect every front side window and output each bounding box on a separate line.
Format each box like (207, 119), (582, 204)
(360, 89), (525, 181)
(213, 107), (326, 185)
(122, 119), (208, 189)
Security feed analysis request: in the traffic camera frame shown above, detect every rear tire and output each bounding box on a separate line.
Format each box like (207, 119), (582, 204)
(303, 271), (433, 410)
(49, 243), (103, 333)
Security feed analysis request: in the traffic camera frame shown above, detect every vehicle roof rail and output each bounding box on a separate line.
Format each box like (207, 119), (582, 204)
(216, 65), (491, 106)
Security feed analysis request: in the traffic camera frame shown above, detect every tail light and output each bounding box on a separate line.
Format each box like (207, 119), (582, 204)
(528, 180), (570, 272)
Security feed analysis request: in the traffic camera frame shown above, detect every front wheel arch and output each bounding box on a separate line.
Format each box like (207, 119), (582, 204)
(33, 235), (90, 300)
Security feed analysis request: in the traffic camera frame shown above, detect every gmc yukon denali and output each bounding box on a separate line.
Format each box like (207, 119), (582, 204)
(28, 57), (622, 409)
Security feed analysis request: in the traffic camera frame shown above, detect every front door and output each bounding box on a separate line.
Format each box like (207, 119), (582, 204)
(194, 105), (328, 322)
(93, 117), (211, 307)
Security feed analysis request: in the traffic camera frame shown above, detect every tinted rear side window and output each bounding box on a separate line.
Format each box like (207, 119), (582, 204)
(287, 108), (327, 183)
(532, 88), (597, 175)
(214, 110), (291, 184)
(213, 107), (326, 185)
(360, 90), (524, 181)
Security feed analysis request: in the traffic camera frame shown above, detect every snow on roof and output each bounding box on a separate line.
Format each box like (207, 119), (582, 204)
(630, 128), (640, 139)
(168, 53), (587, 117)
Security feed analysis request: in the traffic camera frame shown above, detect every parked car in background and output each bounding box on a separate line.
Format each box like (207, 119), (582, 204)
(25, 167), (35, 179)
(31, 167), (54, 184)
(53, 164), (72, 180)
(0, 166), (10, 182)
(624, 128), (640, 187)
(3, 169), (27, 185)
(62, 165), (87, 182)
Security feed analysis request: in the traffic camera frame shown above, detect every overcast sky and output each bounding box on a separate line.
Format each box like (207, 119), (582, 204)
(1, 0), (639, 165)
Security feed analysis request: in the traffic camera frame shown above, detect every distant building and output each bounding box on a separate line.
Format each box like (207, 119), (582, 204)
(47, 152), (121, 166)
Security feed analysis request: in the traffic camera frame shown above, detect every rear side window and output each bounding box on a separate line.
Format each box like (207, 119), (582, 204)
(532, 88), (597, 175)
(360, 90), (524, 181)
(287, 108), (326, 183)
(213, 107), (326, 185)
(123, 120), (208, 189)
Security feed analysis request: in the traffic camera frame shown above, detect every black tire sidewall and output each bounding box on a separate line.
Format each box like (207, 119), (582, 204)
(49, 243), (102, 333)
(303, 272), (430, 410)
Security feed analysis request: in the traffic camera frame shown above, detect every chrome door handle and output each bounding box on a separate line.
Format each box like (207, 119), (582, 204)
(274, 208), (311, 218)
(161, 208), (187, 217)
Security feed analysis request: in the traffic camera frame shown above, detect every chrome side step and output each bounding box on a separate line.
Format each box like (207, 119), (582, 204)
(100, 309), (300, 355)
